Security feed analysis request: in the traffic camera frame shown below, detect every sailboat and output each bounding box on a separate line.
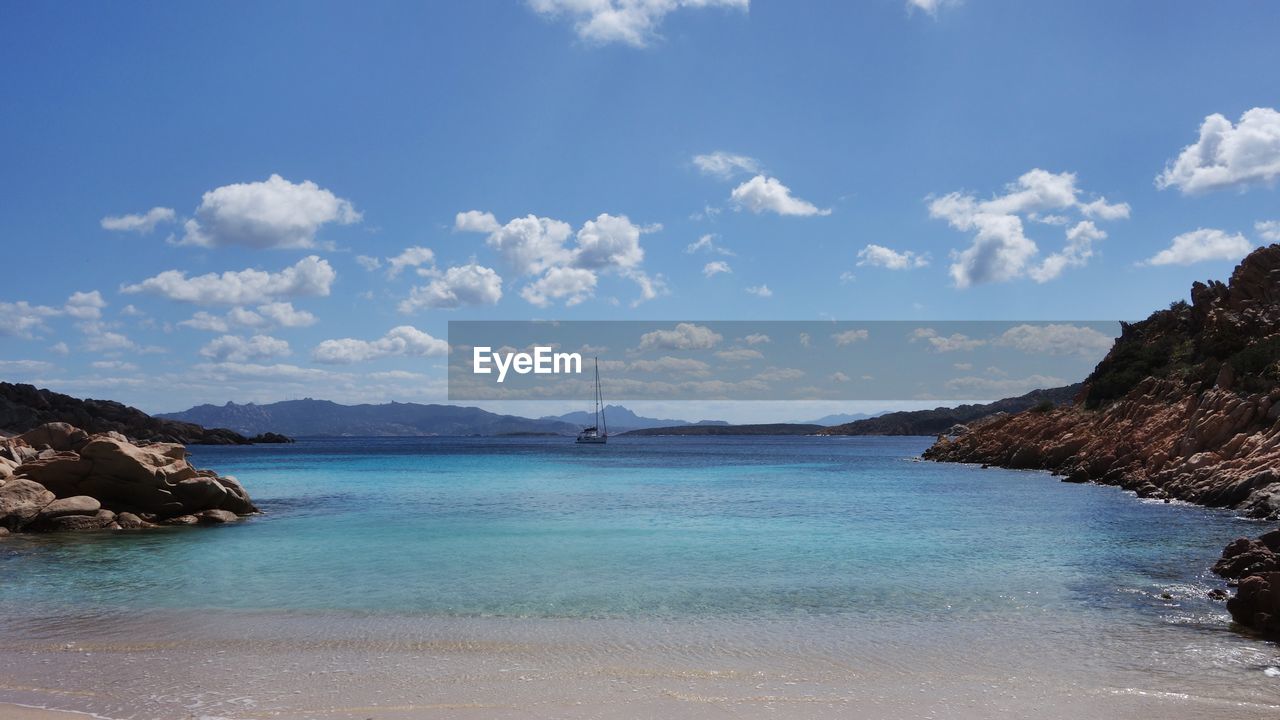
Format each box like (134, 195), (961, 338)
(575, 357), (607, 444)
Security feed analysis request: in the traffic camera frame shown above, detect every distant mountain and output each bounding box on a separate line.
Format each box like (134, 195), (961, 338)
(0, 382), (264, 445)
(805, 412), (879, 426)
(621, 423), (825, 436)
(545, 405), (712, 431)
(159, 399), (580, 437)
(818, 384), (1082, 436)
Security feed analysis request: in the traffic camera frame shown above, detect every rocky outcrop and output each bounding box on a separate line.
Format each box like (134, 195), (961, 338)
(0, 382), (289, 445)
(0, 422), (257, 533)
(925, 245), (1280, 519)
(1213, 529), (1280, 637)
(924, 245), (1280, 637)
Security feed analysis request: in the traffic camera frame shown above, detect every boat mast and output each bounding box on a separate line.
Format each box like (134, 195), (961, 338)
(597, 357), (607, 437)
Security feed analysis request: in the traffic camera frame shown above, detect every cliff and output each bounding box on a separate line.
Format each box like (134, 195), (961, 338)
(923, 244), (1280, 520)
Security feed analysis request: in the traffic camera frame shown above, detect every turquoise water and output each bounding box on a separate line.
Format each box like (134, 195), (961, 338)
(0, 435), (1264, 621)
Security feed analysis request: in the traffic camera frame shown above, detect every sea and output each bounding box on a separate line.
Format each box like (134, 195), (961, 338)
(0, 435), (1277, 719)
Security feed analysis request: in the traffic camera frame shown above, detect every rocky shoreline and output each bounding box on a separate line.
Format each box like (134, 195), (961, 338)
(0, 422), (257, 535)
(924, 244), (1280, 637)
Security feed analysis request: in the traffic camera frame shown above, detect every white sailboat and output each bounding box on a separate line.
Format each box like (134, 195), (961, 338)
(575, 357), (607, 444)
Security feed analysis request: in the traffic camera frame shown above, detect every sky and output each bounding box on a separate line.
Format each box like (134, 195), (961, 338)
(1, 0), (1279, 422)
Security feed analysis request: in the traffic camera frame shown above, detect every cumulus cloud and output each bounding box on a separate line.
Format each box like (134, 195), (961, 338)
(702, 260), (732, 277)
(527, 0), (749, 47)
(856, 244), (928, 270)
(459, 211), (661, 306)
(64, 290), (106, 321)
(100, 206), (176, 234)
(1029, 220), (1106, 283)
(929, 169), (1129, 287)
(386, 246), (436, 278)
(745, 284), (772, 297)
(1256, 220), (1280, 242)
(355, 255), (382, 271)
(907, 0), (955, 16)
(1156, 108), (1280, 194)
(455, 210), (501, 233)
(1142, 228), (1253, 266)
(742, 333), (771, 345)
(400, 263), (504, 311)
(176, 174), (360, 249)
(693, 151), (761, 179)
(638, 323), (722, 351)
(831, 329), (869, 346)
(122, 255), (336, 305)
(312, 326), (448, 364)
(0, 301), (60, 338)
(911, 327), (985, 352)
(0, 359), (55, 375)
(995, 324), (1114, 357)
(519, 266), (596, 307)
(730, 175), (830, 216)
(686, 233), (734, 256)
(199, 334), (291, 363)
(715, 348), (763, 361)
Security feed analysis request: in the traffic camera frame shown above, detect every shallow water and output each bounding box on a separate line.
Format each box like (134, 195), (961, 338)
(1, 436), (1277, 718)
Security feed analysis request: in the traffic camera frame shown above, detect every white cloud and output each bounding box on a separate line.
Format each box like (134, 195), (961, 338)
(100, 206), (175, 234)
(64, 290), (106, 321)
(461, 211), (660, 306)
(1029, 220), (1105, 283)
(122, 255), (336, 305)
(911, 327), (985, 352)
(629, 356), (711, 376)
(1257, 220), (1280, 242)
(856, 244), (928, 270)
(745, 284), (772, 297)
(742, 333), (771, 345)
(995, 324), (1114, 357)
(0, 359), (55, 375)
(693, 151), (761, 179)
(519, 266), (597, 307)
(312, 326), (448, 364)
(1156, 107), (1280, 194)
(907, 0), (954, 16)
(176, 174), (360, 249)
(455, 210), (501, 233)
(715, 348), (763, 361)
(730, 175), (830, 216)
(527, 0), (749, 47)
(685, 233), (734, 256)
(91, 360), (139, 371)
(1143, 228), (1253, 266)
(256, 302), (317, 327)
(831, 329), (869, 346)
(638, 323), (722, 351)
(48, 342), (70, 356)
(929, 169), (1129, 287)
(400, 263), (504, 311)
(199, 334), (291, 363)
(387, 246), (436, 278)
(355, 255), (383, 271)
(78, 322), (143, 354)
(0, 301), (60, 338)
(702, 260), (732, 277)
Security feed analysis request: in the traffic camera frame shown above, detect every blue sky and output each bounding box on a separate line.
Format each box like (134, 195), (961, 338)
(1, 1), (1279, 419)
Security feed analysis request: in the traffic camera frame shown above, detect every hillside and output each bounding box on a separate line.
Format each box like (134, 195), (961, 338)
(0, 382), (263, 445)
(819, 385), (1081, 436)
(621, 423), (824, 436)
(160, 399), (580, 437)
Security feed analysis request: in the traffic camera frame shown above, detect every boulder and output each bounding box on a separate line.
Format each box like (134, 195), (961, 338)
(13, 452), (93, 496)
(16, 422), (89, 452)
(39, 509), (117, 532)
(37, 496), (101, 519)
(115, 512), (155, 530)
(0, 478), (55, 529)
(160, 514), (199, 526)
(1227, 572), (1280, 637)
(197, 509), (240, 524)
